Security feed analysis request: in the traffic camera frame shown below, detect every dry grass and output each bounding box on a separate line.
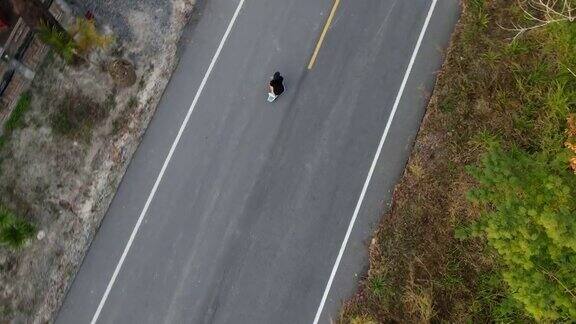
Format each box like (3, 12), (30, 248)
(340, 0), (576, 322)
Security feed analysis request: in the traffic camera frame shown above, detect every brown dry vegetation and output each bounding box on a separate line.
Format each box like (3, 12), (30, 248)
(341, 0), (575, 322)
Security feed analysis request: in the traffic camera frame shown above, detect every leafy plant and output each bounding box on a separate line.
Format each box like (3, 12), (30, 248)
(367, 273), (392, 301)
(0, 206), (34, 249)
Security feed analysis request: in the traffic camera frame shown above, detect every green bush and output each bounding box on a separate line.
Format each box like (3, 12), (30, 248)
(467, 145), (576, 321)
(0, 206), (34, 249)
(463, 6), (576, 322)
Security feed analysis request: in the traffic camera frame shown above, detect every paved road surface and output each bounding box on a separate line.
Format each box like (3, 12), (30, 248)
(57, 0), (459, 323)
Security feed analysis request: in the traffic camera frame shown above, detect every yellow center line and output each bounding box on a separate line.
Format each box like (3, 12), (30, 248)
(308, 0), (341, 70)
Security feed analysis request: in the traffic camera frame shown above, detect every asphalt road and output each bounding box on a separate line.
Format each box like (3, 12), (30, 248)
(57, 0), (459, 323)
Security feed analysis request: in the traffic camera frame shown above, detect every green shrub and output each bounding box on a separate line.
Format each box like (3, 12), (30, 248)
(367, 273), (394, 302)
(467, 145), (576, 321)
(463, 10), (576, 321)
(3, 92), (31, 135)
(38, 24), (76, 63)
(0, 206), (34, 249)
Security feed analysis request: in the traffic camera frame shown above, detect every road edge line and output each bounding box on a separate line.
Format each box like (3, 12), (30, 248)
(89, 0), (246, 322)
(311, 0), (439, 323)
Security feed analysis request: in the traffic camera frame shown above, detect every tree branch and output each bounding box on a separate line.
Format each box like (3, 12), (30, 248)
(503, 0), (576, 41)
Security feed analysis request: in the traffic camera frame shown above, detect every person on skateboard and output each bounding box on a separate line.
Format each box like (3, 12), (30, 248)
(268, 71), (285, 102)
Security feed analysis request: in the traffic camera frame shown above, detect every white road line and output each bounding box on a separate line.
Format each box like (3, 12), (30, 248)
(89, 0), (246, 322)
(311, 1), (438, 323)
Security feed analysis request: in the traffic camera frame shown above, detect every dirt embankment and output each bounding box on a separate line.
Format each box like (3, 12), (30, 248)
(0, 0), (195, 321)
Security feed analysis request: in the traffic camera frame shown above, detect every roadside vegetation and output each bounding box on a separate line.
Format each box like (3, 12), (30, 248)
(341, 0), (576, 322)
(3, 93), (32, 136)
(38, 17), (113, 64)
(0, 94), (35, 250)
(0, 0), (194, 320)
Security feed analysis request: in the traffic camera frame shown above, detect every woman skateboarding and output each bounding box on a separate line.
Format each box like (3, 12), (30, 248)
(267, 71), (285, 102)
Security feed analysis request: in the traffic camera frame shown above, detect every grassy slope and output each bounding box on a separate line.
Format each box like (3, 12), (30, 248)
(341, 0), (575, 322)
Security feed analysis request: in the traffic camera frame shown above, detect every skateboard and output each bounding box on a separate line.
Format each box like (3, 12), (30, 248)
(267, 86), (284, 103)
(267, 92), (277, 102)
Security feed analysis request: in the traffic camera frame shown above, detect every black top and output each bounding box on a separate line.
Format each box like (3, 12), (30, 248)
(270, 75), (284, 96)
